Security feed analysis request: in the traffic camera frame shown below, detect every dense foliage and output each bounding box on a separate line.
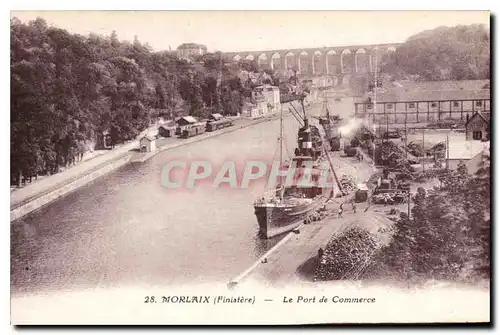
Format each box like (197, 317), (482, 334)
(11, 18), (251, 185)
(366, 152), (491, 283)
(380, 24), (490, 81)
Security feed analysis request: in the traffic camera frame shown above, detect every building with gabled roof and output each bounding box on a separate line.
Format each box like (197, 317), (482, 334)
(446, 139), (489, 174)
(354, 80), (491, 127)
(177, 116), (198, 126)
(139, 135), (156, 153)
(209, 113), (224, 121)
(465, 111), (490, 141)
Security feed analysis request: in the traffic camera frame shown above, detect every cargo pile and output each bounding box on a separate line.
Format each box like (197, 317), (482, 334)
(314, 227), (378, 281)
(303, 208), (329, 224)
(372, 191), (408, 205)
(414, 169), (447, 182)
(340, 174), (357, 194)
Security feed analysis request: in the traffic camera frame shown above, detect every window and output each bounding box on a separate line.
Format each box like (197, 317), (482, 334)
(476, 101), (483, 107)
(430, 102), (437, 108)
(453, 102), (460, 108)
(408, 103), (416, 108)
(366, 104), (373, 110)
(473, 131), (482, 140)
(386, 103), (393, 109)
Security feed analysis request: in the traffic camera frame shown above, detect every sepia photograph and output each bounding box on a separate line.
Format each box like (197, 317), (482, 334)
(9, 9), (491, 325)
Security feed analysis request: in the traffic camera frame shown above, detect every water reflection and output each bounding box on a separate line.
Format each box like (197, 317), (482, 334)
(11, 113), (306, 295)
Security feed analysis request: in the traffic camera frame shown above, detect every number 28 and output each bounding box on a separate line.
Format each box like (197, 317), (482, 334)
(144, 296), (156, 303)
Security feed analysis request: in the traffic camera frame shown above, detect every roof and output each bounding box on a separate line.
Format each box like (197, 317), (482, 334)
(429, 142), (446, 151)
(210, 113), (224, 120)
(177, 43), (207, 50)
(178, 116), (198, 124)
(357, 184), (369, 191)
(368, 89), (490, 103)
(141, 135), (156, 142)
(447, 140), (489, 160)
(408, 140), (440, 150)
(395, 80), (490, 92)
(159, 124), (175, 130)
(466, 111), (490, 127)
(361, 80), (491, 103)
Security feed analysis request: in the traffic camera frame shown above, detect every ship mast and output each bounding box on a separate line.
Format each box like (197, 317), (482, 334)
(217, 53), (223, 113)
(279, 100), (283, 172)
(319, 88), (345, 196)
(323, 90), (329, 120)
(278, 102), (286, 200)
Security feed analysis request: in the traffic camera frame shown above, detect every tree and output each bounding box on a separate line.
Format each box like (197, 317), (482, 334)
(381, 24), (490, 81)
(239, 59), (259, 73)
(10, 16), (252, 185)
(372, 157), (490, 283)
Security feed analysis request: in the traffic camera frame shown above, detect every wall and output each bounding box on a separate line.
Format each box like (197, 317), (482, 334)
(447, 159), (462, 171)
(448, 154), (486, 174)
(465, 152), (486, 175)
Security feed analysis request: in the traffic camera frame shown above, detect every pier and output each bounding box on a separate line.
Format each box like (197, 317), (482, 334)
(229, 143), (384, 288)
(229, 204), (394, 288)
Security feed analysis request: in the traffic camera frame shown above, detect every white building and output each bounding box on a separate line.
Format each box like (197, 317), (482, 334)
(177, 43), (207, 60)
(242, 101), (268, 119)
(253, 85), (281, 114)
(446, 140), (489, 174)
(139, 135), (156, 153)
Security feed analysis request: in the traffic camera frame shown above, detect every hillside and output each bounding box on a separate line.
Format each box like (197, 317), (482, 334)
(380, 24), (490, 81)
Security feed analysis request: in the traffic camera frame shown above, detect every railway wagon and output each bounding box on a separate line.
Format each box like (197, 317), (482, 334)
(181, 123), (206, 139)
(206, 119), (234, 132)
(176, 125), (190, 136)
(158, 125), (176, 138)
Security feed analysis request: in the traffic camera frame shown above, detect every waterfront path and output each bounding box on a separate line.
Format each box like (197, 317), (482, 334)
(10, 141), (138, 210)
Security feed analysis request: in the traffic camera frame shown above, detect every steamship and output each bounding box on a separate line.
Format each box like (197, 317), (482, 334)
(253, 99), (337, 239)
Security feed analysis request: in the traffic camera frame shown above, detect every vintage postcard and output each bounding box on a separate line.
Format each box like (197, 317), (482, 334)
(10, 10), (491, 325)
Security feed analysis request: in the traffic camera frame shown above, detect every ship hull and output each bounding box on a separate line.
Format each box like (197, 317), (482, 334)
(254, 195), (328, 239)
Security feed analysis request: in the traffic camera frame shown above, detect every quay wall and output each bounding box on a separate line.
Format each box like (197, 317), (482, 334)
(10, 154), (133, 222)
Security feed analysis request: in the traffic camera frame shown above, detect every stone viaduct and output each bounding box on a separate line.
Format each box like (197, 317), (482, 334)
(222, 42), (402, 84)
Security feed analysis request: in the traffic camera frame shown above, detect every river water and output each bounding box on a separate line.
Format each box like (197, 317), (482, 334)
(11, 107), (324, 295)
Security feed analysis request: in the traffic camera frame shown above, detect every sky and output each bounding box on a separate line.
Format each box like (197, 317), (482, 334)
(11, 11), (490, 53)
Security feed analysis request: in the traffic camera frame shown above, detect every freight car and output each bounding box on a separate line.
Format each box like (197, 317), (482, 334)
(181, 123), (206, 139)
(206, 118), (234, 132)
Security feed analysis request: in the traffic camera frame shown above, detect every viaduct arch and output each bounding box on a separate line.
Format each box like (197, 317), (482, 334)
(224, 43), (401, 78)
